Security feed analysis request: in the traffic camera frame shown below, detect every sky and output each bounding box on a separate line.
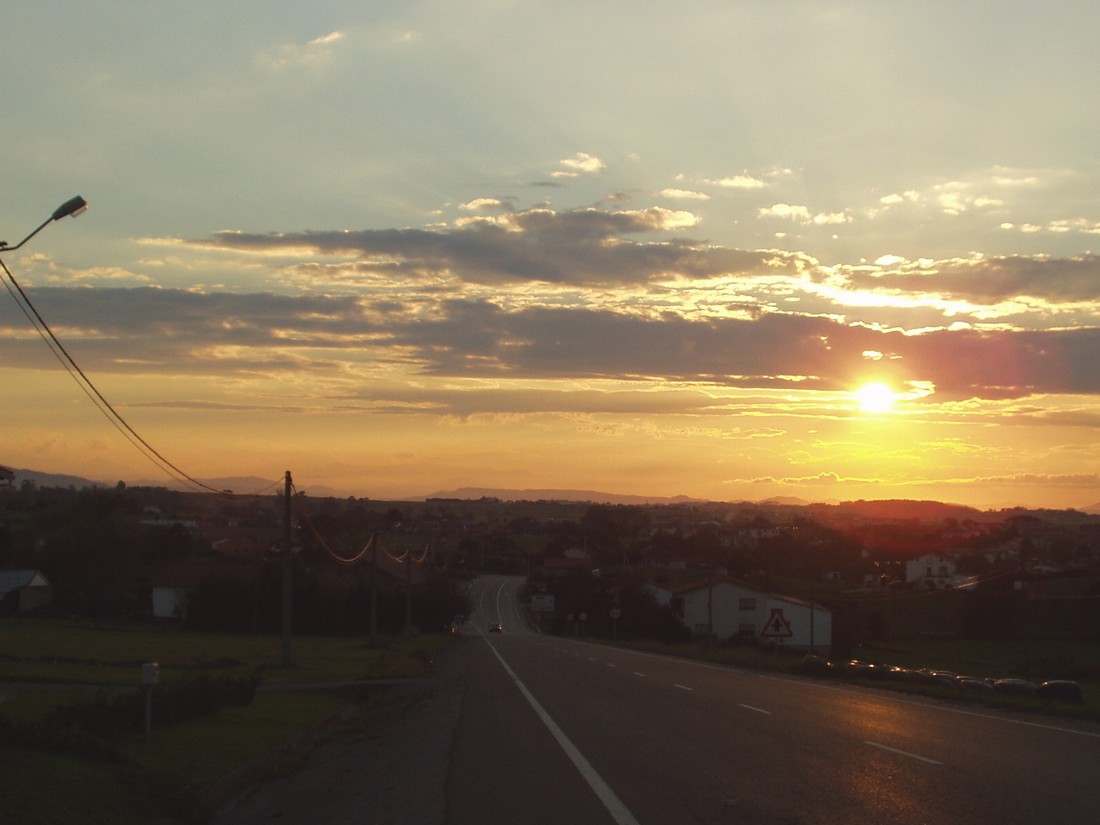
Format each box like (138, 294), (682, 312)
(4, 1), (1100, 510)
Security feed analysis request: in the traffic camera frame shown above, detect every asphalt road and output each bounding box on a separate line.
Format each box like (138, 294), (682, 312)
(454, 575), (1100, 825)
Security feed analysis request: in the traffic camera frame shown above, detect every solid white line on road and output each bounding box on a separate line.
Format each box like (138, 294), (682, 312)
(674, 684), (695, 692)
(863, 740), (942, 765)
(738, 704), (772, 715)
(485, 640), (642, 825)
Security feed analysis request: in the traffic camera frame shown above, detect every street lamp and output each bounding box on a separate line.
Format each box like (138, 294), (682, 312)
(0, 196), (88, 251)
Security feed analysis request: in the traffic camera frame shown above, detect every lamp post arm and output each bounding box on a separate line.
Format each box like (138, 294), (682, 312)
(0, 196), (87, 252)
(0, 216), (53, 252)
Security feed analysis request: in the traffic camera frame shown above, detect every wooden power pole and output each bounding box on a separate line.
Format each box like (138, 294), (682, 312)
(281, 470), (293, 666)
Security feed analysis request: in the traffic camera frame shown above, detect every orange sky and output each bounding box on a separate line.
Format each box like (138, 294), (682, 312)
(4, 3), (1100, 510)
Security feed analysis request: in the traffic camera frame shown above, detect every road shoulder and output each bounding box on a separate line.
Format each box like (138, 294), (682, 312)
(210, 639), (469, 825)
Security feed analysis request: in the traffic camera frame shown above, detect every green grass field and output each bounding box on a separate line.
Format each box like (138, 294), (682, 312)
(0, 617), (451, 825)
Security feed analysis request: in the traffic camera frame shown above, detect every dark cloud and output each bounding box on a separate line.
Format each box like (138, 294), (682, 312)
(8, 286), (1100, 402)
(0, 286), (369, 375)
(198, 207), (795, 286)
(389, 303), (1100, 399)
(847, 254), (1100, 304)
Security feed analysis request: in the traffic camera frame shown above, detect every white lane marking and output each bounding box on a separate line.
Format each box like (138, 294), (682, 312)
(864, 740), (942, 765)
(607, 663), (618, 668)
(674, 684), (695, 692)
(739, 704), (771, 715)
(632, 672), (647, 678)
(485, 640), (641, 825)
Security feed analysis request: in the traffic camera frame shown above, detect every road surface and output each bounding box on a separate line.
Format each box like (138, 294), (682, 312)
(452, 575), (1100, 825)
(217, 575), (1100, 824)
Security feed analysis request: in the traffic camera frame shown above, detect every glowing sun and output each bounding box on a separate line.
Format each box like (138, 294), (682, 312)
(855, 381), (897, 414)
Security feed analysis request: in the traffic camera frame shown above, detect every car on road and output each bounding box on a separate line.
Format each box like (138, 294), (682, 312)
(488, 623), (503, 633)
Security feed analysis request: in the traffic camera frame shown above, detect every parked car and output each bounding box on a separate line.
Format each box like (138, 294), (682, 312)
(992, 678), (1037, 697)
(1037, 680), (1084, 704)
(955, 676), (995, 692)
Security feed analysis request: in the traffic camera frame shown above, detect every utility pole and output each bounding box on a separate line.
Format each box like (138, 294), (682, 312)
(368, 534), (378, 645)
(281, 470), (293, 666)
(810, 599), (816, 655)
(707, 575), (714, 644)
(404, 546), (413, 635)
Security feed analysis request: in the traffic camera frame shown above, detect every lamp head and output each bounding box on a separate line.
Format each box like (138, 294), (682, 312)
(52, 196), (88, 221)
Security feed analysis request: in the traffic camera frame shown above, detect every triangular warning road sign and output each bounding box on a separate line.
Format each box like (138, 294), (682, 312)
(760, 607), (793, 638)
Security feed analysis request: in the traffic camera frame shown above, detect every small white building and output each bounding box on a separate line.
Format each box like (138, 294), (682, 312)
(905, 554), (958, 589)
(659, 579), (832, 653)
(0, 569), (52, 613)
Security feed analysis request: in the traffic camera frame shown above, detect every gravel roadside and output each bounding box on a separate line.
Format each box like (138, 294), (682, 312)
(208, 639), (470, 825)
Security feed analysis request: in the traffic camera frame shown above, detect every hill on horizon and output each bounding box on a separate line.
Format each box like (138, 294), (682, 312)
(422, 487), (701, 505)
(7, 465), (1100, 517)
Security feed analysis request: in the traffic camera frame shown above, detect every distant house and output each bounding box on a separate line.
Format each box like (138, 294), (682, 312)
(0, 569), (52, 613)
(654, 578), (832, 653)
(0, 465), (14, 487)
(905, 554), (958, 589)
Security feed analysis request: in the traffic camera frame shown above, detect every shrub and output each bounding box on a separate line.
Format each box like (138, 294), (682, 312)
(29, 669), (264, 743)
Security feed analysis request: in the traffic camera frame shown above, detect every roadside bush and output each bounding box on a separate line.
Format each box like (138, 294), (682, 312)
(36, 669), (263, 741)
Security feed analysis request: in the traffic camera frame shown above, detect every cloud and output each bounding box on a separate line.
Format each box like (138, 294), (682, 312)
(844, 253), (1100, 304)
(1002, 218), (1100, 236)
(661, 188), (711, 201)
(459, 197), (509, 211)
(257, 31), (345, 71)
(759, 204), (851, 225)
(707, 175), (767, 189)
(558, 152), (606, 174)
(192, 206), (751, 287)
(12, 284), (1100, 405)
(60, 202), (1100, 410)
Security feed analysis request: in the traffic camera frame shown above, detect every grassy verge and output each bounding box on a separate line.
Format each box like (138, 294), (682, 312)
(0, 617), (451, 824)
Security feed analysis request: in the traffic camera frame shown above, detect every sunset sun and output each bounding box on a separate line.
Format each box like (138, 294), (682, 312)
(855, 381), (897, 414)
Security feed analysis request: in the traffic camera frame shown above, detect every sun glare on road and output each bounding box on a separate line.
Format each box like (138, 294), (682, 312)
(855, 382), (897, 414)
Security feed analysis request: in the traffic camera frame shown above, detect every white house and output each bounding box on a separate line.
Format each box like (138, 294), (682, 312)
(905, 554), (958, 589)
(0, 569), (52, 613)
(661, 578), (832, 653)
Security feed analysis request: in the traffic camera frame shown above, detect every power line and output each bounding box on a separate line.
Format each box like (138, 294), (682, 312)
(0, 254), (224, 494)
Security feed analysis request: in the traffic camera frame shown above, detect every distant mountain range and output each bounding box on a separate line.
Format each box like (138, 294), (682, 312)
(7, 465), (1100, 517)
(423, 487), (702, 505)
(1, 468), (345, 499)
(4, 468), (110, 491)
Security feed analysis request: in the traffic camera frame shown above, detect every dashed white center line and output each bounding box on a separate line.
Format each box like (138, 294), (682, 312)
(738, 704), (772, 715)
(674, 684), (695, 692)
(864, 740), (942, 765)
(632, 671), (647, 678)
